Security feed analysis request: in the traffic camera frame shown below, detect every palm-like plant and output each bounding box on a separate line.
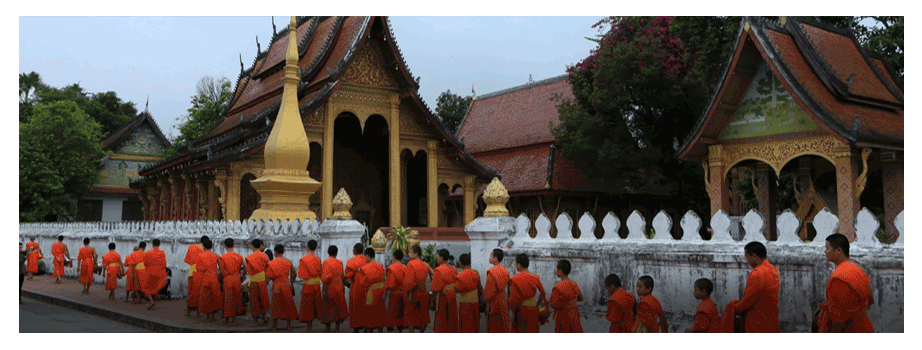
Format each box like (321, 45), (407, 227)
(387, 226), (410, 253)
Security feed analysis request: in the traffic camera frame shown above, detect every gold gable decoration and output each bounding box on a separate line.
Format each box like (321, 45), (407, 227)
(399, 104), (428, 135)
(342, 40), (398, 88)
(482, 177), (510, 217)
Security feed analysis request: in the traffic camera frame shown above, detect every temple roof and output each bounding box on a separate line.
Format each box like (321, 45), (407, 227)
(100, 110), (171, 152)
(677, 16), (903, 161)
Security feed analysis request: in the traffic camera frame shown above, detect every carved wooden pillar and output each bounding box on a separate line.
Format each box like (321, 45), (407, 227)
(180, 173), (193, 221)
(146, 187), (159, 221)
(139, 189), (149, 221)
(389, 95), (401, 227)
(881, 150), (903, 240)
(225, 171), (241, 222)
(707, 145), (730, 216)
(322, 102), (335, 221)
(427, 140), (438, 228)
(833, 146), (860, 241)
(463, 175), (476, 226)
(213, 169), (228, 221)
(159, 178), (170, 221)
(756, 163), (777, 240)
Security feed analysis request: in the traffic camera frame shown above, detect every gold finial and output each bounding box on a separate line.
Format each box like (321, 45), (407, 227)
(371, 229), (387, 253)
(332, 188), (354, 220)
(472, 85), (476, 100)
(482, 177), (510, 217)
(744, 21), (751, 31)
(780, 16), (787, 25)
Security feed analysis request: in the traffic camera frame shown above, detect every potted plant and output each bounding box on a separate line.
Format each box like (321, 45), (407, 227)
(421, 244), (438, 268)
(387, 226), (411, 254)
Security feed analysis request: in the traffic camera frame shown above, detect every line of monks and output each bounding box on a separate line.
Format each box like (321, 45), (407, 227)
(22, 232), (873, 333)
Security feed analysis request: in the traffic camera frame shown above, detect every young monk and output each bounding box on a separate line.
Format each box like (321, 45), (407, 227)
(143, 239), (168, 310)
(246, 239), (271, 326)
(454, 253), (481, 333)
(721, 242), (779, 333)
(220, 238), (245, 325)
(26, 237), (41, 281)
(266, 244), (298, 331)
(605, 273), (636, 333)
(321, 245), (348, 332)
(633, 275), (667, 333)
(509, 253), (546, 333)
(184, 235), (208, 317)
(431, 249), (459, 333)
(101, 243), (123, 301)
(818, 233), (875, 333)
(344, 243), (367, 333)
(356, 247), (386, 332)
(685, 278), (719, 333)
(77, 238), (97, 294)
(196, 239), (222, 322)
(51, 235), (70, 284)
(484, 248), (510, 333)
(384, 249), (407, 333)
(123, 246), (139, 302)
(402, 245), (431, 333)
(298, 239), (323, 331)
(130, 242), (149, 304)
(550, 259), (583, 333)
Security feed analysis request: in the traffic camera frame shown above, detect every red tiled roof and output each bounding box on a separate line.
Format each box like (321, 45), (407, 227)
(474, 145), (549, 193)
(255, 17), (315, 76)
(456, 76), (572, 153)
(309, 16), (367, 85)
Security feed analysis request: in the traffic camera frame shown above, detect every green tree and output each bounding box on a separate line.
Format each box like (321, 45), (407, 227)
(434, 89), (473, 135)
(20, 101), (104, 222)
(171, 76), (233, 152)
(22, 73), (137, 136)
(19, 72), (46, 123)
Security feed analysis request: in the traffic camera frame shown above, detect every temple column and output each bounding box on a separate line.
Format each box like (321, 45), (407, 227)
(707, 145), (730, 216)
(389, 95), (401, 227)
(213, 169), (228, 221)
(756, 163), (776, 240)
(158, 178), (170, 221)
(146, 188), (159, 221)
(322, 103), (335, 221)
(463, 175), (476, 226)
(180, 173), (192, 221)
(833, 146), (860, 241)
(881, 150), (903, 240)
(226, 171), (241, 221)
(427, 140), (438, 228)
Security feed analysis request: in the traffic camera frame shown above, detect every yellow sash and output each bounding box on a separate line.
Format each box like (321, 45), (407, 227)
(304, 277), (321, 285)
(522, 295), (537, 307)
(435, 283), (455, 310)
(188, 264), (197, 277)
(366, 282), (384, 305)
(135, 263), (146, 270)
(108, 263), (119, 267)
(459, 290), (478, 303)
(248, 271), (266, 286)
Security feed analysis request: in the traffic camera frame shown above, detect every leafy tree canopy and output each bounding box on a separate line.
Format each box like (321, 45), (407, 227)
(170, 76), (233, 154)
(434, 89), (473, 135)
(19, 71), (137, 136)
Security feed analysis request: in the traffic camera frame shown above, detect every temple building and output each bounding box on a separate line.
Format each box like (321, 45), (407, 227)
(133, 16), (496, 233)
(676, 17), (903, 241)
(80, 109), (171, 221)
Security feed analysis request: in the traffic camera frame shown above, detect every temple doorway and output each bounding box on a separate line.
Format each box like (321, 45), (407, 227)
(333, 113), (389, 233)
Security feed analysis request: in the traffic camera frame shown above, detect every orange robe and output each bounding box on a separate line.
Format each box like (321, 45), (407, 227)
(51, 242), (66, 277)
(729, 260), (780, 333)
(431, 264), (459, 333)
(320, 257), (348, 323)
(77, 246), (95, 286)
(693, 298), (720, 333)
(357, 261), (386, 329)
(634, 294), (663, 333)
(344, 254), (367, 329)
(818, 260), (874, 333)
(245, 251), (270, 318)
(384, 262), (407, 328)
(26, 242), (41, 274)
(266, 258), (299, 320)
(220, 251), (244, 318)
(550, 280), (583, 333)
(130, 250), (148, 294)
(102, 251), (121, 291)
(142, 248), (167, 296)
(298, 253), (323, 322)
(184, 244), (204, 309)
(606, 288), (636, 333)
(124, 253), (136, 292)
(484, 264), (510, 333)
(196, 251), (222, 314)
(454, 268), (481, 333)
(509, 271), (546, 333)
(402, 258), (430, 328)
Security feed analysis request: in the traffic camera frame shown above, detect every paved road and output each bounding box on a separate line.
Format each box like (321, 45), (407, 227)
(19, 297), (152, 333)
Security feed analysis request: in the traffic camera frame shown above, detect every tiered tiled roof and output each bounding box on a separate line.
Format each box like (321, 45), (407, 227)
(100, 110), (170, 152)
(677, 16), (903, 161)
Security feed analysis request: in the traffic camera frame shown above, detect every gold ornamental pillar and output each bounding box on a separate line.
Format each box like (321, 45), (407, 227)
(248, 16), (321, 223)
(389, 95), (401, 227)
(322, 102), (335, 221)
(881, 150), (903, 240)
(707, 145), (730, 216)
(427, 140), (438, 227)
(833, 146), (860, 241)
(463, 175), (476, 225)
(213, 170), (228, 221)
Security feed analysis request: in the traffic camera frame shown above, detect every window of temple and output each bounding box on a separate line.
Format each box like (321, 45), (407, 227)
(239, 173), (260, 220)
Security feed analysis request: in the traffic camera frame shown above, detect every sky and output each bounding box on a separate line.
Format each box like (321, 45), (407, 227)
(19, 16), (601, 139)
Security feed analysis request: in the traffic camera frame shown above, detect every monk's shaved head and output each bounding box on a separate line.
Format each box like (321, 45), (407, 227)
(308, 239), (317, 251)
(744, 241), (767, 259)
(695, 278), (713, 295)
(605, 274), (622, 288)
(202, 239), (213, 250)
(58, 235), (64, 241)
(826, 233), (850, 257)
(638, 275), (655, 290)
(224, 238), (234, 248)
(139, 241), (146, 249)
(364, 247), (375, 259)
(353, 243), (364, 255)
(328, 245), (338, 257)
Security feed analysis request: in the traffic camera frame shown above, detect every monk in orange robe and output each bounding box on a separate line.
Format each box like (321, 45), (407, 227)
(384, 249), (407, 333)
(142, 239), (168, 310)
(818, 233), (875, 333)
(123, 246), (139, 302)
(184, 235), (208, 317)
(484, 248), (510, 333)
(51, 235), (70, 284)
(130, 242), (149, 304)
(430, 249), (459, 333)
(550, 259), (583, 333)
(220, 238), (245, 325)
(454, 253), (481, 333)
(101, 243), (123, 301)
(297, 239), (323, 331)
(321, 245), (348, 332)
(724, 242), (779, 333)
(77, 238), (97, 294)
(196, 239), (222, 322)
(266, 244), (298, 331)
(633, 275), (667, 333)
(403, 245), (431, 332)
(509, 253), (546, 333)
(344, 243), (367, 332)
(246, 238), (271, 325)
(684, 278), (719, 333)
(26, 237), (41, 280)
(356, 248), (386, 332)
(604, 274), (635, 333)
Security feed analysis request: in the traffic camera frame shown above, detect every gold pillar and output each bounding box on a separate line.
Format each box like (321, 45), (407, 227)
(207, 177), (217, 220)
(389, 95), (401, 227)
(881, 150), (903, 240)
(213, 170), (228, 221)
(707, 145), (730, 216)
(427, 140), (438, 227)
(226, 172), (240, 221)
(833, 146), (860, 241)
(146, 188), (159, 221)
(322, 102), (335, 221)
(158, 178), (170, 220)
(463, 175), (476, 225)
